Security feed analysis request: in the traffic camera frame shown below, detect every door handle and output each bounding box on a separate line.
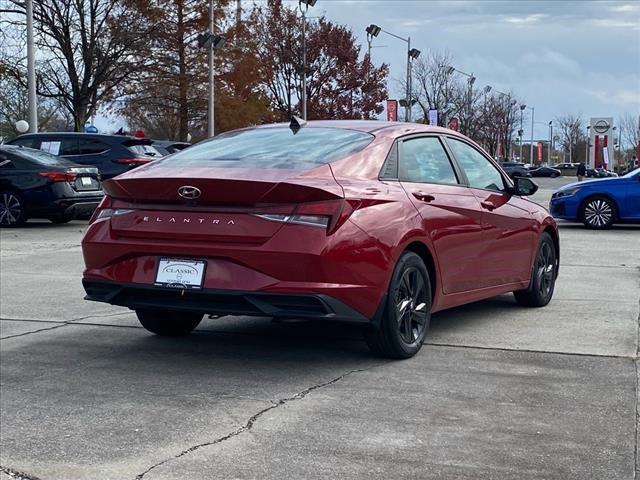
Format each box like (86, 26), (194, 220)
(412, 192), (435, 203)
(481, 200), (496, 211)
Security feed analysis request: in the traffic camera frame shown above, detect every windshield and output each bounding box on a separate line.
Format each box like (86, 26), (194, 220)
(161, 127), (374, 169)
(622, 167), (640, 178)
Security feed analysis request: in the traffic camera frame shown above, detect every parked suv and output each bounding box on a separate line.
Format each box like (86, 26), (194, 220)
(7, 132), (157, 179)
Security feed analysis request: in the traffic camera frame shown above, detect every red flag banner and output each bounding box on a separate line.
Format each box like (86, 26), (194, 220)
(386, 100), (398, 122)
(537, 142), (543, 162)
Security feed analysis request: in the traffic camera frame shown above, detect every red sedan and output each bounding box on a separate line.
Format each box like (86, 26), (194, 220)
(82, 120), (559, 358)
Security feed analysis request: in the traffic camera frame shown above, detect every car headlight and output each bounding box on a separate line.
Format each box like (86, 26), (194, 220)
(553, 187), (580, 198)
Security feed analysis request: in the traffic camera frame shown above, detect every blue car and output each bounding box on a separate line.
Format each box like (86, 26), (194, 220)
(549, 168), (640, 228)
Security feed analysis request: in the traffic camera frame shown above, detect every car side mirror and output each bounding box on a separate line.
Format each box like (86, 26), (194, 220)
(513, 177), (538, 196)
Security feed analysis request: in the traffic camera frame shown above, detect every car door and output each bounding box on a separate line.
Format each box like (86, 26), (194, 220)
(397, 135), (484, 294)
(621, 170), (640, 219)
(445, 136), (536, 288)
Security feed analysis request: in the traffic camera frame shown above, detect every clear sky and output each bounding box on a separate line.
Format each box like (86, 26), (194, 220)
(299, 0), (640, 140)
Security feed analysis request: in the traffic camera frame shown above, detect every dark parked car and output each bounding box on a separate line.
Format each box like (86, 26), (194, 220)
(0, 145), (103, 227)
(586, 167), (617, 178)
(500, 161), (531, 178)
(529, 166), (561, 178)
(7, 132), (157, 179)
(82, 120), (558, 359)
(550, 168), (640, 228)
(152, 140), (191, 155)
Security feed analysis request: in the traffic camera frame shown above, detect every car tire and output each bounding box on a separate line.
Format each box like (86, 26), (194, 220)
(513, 232), (557, 307)
(580, 195), (616, 229)
(136, 308), (203, 336)
(550, 173), (559, 178)
(364, 251), (431, 359)
(0, 190), (27, 227)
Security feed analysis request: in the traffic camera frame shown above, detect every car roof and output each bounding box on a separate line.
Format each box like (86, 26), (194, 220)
(253, 120), (456, 136)
(12, 132), (142, 141)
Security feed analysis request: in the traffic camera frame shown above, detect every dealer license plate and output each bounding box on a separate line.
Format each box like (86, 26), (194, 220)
(155, 258), (206, 289)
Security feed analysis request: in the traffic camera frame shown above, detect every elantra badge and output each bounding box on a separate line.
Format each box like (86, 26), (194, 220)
(178, 185), (201, 200)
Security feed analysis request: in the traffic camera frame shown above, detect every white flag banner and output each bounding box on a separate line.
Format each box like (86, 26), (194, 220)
(428, 109), (438, 126)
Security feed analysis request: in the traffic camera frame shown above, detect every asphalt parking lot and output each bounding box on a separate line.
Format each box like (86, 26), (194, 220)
(1, 176), (638, 480)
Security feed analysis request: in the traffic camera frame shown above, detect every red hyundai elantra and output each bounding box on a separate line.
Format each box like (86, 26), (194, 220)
(82, 120), (559, 358)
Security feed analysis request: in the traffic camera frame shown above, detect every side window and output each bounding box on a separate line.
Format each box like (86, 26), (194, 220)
(11, 138), (40, 149)
(77, 139), (110, 155)
(399, 137), (458, 185)
(447, 137), (505, 192)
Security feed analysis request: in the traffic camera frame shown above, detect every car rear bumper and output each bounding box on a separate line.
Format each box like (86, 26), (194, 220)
(83, 279), (371, 323)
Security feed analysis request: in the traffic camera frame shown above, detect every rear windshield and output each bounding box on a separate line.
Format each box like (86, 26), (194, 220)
(160, 127), (374, 169)
(9, 146), (75, 167)
(129, 144), (165, 158)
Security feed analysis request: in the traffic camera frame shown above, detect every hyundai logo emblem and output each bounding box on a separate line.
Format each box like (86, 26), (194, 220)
(178, 185), (201, 200)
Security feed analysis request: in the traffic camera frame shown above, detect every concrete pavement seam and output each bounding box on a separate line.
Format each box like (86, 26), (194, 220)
(0, 466), (42, 480)
(0, 312), (130, 340)
(423, 341), (638, 360)
(634, 286), (639, 480)
(0, 323), (70, 340)
(132, 362), (386, 480)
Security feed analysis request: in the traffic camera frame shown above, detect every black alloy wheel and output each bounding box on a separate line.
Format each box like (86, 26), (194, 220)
(581, 196), (615, 229)
(365, 251), (431, 359)
(0, 191), (26, 227)
(514, 232), (557, 307)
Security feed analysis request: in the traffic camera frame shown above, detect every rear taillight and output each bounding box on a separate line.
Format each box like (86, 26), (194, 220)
(39, 171), (77, 182)
(111, 158), (153, 166)
(88, 196), (133, 224)
(253, 199), (358, 233)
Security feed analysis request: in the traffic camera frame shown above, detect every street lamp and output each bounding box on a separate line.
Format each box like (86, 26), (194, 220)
(198, 2), (226, 139)
(548, 121), (553, 164)
(366, 24), (420, 122)
(449, 68), (476, 134)
(585, 125), (591, 166)
(299, 0), (317, 120)
(519, 104), (534, 165)
(519, 104), (526, 162)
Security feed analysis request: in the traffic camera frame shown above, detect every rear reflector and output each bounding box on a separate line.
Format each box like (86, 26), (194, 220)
(111, 158), (153, 165)
(39, 171), (77, 182)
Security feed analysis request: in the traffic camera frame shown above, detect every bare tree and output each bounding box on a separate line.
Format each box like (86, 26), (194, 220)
(411, 51), (458, 127)
(619, 113), (640, 152)
(0, 73), (72, 139)
(555, 114), (585, 163)
(2, 0), (158, 131)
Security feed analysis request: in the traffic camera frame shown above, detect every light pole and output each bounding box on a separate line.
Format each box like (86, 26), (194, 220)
(585, 125), (591, 165)
(198, 21), (225, 137)
(26, 0), (37, 132)
(482, 85), (491, 150)
(366, 24), (420, 122)
(451, 68), (476, 135)
(299, 0), (317, 120)
(519, 104), (534, 165)
(495, 89), (516, 159)
(548, 121), (553, 164)
(519, 104), (525, 162)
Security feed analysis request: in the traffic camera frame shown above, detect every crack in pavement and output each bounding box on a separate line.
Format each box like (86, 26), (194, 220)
(133, 363), (385, 480)
(0, 312), (130, 340)
(0, 466), (42, 480)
